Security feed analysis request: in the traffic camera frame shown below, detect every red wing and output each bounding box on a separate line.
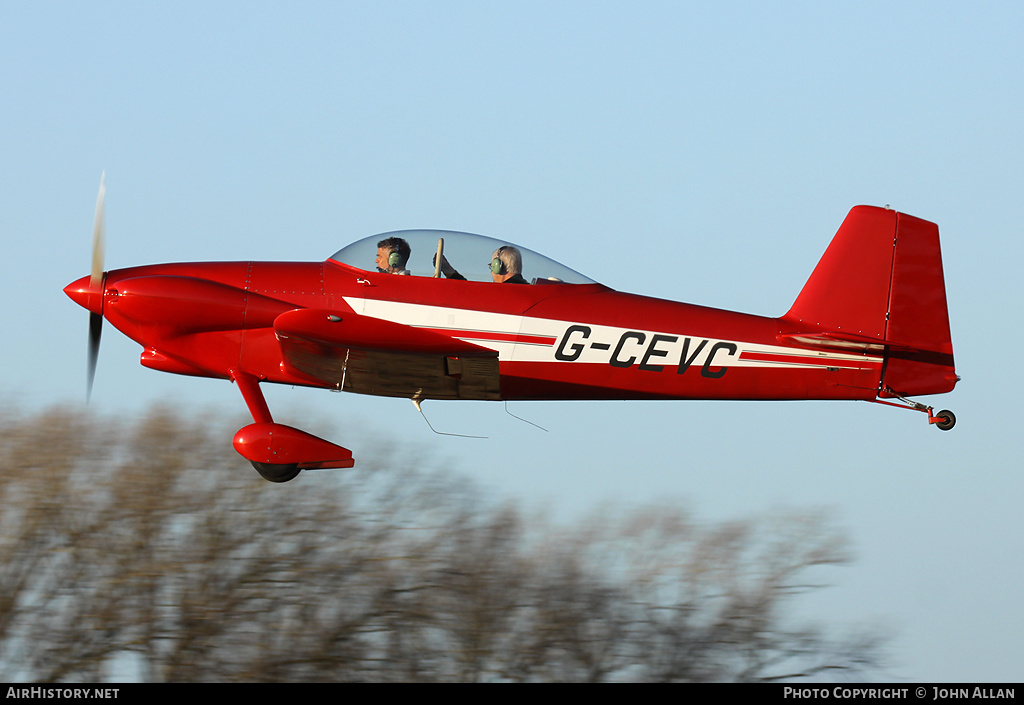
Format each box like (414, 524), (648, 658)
(274, 308), (500, 400)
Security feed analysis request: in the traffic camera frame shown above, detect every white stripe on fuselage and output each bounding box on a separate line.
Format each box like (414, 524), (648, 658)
(342, 297), (883, 371)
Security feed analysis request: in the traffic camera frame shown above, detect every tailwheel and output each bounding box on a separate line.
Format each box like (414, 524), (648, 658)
(873, 389), (957, 431)
(250, 461), (301, 483)
(931, 409), (956, 431)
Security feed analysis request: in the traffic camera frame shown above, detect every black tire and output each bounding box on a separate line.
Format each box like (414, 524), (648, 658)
(251, 461), (301, 483)
(934, 409), (956, 431)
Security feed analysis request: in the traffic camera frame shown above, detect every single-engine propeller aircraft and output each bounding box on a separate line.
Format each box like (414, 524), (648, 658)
(65, 178), (958, 482)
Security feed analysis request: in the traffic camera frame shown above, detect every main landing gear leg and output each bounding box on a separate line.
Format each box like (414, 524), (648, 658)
(871, 391), (956, 431)
(229, 370), (354, 482)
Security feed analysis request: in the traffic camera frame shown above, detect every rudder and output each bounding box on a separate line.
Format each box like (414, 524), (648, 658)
(881, 210), (957, 396)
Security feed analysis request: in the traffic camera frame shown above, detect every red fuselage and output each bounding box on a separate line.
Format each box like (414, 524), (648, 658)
(65, 258), (903, 403)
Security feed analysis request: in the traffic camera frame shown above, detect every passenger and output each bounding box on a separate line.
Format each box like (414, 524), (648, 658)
(435, 245), (528, 284)
(375, 237), (411, 275)
(489, 246), (529, 284)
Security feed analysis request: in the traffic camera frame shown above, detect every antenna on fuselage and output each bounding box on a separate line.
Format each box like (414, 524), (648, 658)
(503, 401), (549, 432)
(411, 395), (486, 439)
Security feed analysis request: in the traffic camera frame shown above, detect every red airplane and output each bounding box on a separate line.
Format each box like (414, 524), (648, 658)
(65, 179), (958, 482)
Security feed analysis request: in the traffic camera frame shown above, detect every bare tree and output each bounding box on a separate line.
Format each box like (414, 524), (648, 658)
(0, 404), (886, 682)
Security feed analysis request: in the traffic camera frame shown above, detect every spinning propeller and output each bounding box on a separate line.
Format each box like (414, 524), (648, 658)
(86, 173), (106, 400)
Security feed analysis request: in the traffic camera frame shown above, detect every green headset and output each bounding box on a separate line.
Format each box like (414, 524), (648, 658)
(388, 250), (403, 269)
(491, 246), (507, 276)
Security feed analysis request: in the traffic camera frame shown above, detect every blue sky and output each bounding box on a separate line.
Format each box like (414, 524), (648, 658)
(2, 1), (1022, 682)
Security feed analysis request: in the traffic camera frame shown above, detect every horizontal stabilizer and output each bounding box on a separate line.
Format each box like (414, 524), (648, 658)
(777, 331), (914, 353)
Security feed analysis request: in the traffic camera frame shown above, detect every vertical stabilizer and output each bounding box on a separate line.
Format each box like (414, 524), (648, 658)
(783, 206), (956, 397)
(786, 206), (897, 342)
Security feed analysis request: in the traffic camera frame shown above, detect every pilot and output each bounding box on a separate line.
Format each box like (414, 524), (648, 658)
(436, 245), (529, 284)
(375, 237), (411, 275)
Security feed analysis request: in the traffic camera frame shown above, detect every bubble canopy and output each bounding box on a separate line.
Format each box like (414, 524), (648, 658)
(329, 229), (597, 285)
